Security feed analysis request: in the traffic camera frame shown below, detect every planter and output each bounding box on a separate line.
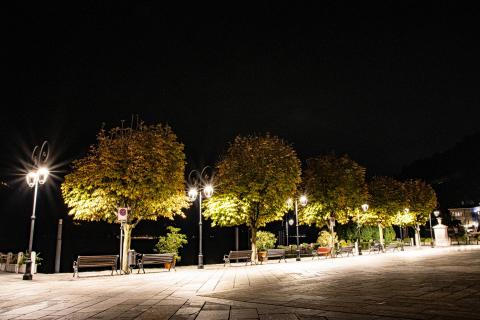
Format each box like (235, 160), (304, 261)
(4, 263), (37, 274)
(257, 251), (267, 262)
(164, 258), (176, 270)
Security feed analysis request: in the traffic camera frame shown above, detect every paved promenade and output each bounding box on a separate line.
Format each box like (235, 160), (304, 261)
(1, 246), (479, 320)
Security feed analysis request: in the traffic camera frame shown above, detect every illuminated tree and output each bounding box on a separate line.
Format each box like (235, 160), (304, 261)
(300, 154), (368, 228)
(202, 134), (301, 261)
(367, 176), (405, 244)
(61, 121), (188, 271)
(403, 179), (437, 246)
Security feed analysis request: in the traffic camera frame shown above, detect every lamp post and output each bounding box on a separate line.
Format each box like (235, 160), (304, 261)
(24, 141), (49, 280)
(287, 195), (307, 261)
(329, 215), (336, 256)
(357, 203), (368, 255)
(401, 208), (409, 251)
(188, 167), (214, 269)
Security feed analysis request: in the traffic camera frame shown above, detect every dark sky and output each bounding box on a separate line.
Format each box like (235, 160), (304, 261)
(3, 2), (480, 178)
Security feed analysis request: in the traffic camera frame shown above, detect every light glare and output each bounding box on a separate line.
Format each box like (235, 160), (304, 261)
(188, 188), (198, 201)
(203, 184), (214, 198)
(37, 167), (49, 184)
(26, 172), (37, 188)
(299, 195), (308, 206)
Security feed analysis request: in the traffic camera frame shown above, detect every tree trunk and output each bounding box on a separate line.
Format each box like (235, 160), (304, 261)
(250, 227), (257, 263)
(415, 223), (421, 248)
(378, 223), (384, 246)
(122, 224), (133, 273)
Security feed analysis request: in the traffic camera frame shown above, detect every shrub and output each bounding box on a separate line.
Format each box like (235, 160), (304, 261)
(317, 230), (337, 247)
(256, 231), (277, 251)
(155, 226), (188, 262)
(384, 226), (396, 243)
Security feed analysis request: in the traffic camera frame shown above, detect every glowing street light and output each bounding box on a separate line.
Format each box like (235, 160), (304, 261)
(23, 141), (49, 281)
(188, 167), (214, 269)
(287, 195), (307, 261)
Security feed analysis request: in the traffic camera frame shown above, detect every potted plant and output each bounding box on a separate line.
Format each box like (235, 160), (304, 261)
(256, 231), (277, 262)
(18, 252), (43, 274)
(155, 226), (188, 269)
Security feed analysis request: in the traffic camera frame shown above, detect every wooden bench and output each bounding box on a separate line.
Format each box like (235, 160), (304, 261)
(336, 245), (355, 257)
(138, 253), (176, 273)
(264, 249), (286, 263)
(312, 247), (332, 259)
(223, 250), (252, 266)
(73, 255), (118, 277)
(369, 242), (383, 254)
(385, 242), (400, 252)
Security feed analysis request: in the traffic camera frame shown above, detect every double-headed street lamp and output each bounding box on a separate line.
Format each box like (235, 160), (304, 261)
(24, 141), (49, 280)
(188, 167), (214, 269)
(287, 195), (307, 261)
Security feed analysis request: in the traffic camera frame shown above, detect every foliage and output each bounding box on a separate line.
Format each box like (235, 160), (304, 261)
(384, 226), (397, 243)
(360, 226), (377, 241)
(19, 252), (43, 265)
(359, 225), (396, 242)
(335, 222), (358, 242)
(316, 230), (337, 247)
(301, 154), (368, 227)
(203, 134), (301, 259)
(62, 122), (188, 223)
(155, 226), (188, 261)
(403, 179), (437, 226)
(61, 121), (189, 271)
(256, 231), (277, 251)
(338, 239), (352, 247)
(367, 176), (406, 226)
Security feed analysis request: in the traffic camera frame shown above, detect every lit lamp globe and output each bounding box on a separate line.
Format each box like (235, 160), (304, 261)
(188, 187), (198, 201)
(203, 184), (214, 198)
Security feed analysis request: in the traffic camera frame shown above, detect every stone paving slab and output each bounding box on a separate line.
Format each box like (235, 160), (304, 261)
(0, 246), (479, 319)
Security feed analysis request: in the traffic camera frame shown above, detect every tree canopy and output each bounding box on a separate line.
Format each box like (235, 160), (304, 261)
(62, 123), (188, 223)
(61, 121), (188, 270)
(367, 176), (405, 227)
(300, 154), (368, 227)
(202, 134), (301, 258)
(403, 179), (437, 226)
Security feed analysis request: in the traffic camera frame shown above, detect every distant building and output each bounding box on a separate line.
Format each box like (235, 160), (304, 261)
(448, 206), (480, 230)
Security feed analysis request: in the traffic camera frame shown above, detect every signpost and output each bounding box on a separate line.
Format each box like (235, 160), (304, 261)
(118, 208), (128, 274)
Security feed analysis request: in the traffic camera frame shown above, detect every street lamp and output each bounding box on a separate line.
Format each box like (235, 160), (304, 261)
(188, 167), (214, 269)
(23, 141), (49, 280)
(287, 195), (307, 261)
(400, 208), (409, 251)
(357, 203), (368, 255)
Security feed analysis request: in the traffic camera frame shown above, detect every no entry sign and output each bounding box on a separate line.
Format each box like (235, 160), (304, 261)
(118, 207), (128, 221)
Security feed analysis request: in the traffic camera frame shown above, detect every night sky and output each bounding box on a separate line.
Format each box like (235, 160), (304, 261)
(3, 2), (480, 176)
(2, 2), (480, 269)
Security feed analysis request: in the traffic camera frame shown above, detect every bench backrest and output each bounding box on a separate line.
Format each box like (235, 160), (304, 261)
(141, 253), (175, 264)
(77, 255), (118, 267)
(340, 245), (354, 251)
(229, 250), (252, 258)
(317, 247), (331, 254)
(267, 249), (285, 256)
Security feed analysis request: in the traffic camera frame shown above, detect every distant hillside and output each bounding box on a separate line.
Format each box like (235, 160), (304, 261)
(400, 131), (480, 208)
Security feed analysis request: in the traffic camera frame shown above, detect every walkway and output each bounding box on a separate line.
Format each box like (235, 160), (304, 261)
(1, 246), (479, 319)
